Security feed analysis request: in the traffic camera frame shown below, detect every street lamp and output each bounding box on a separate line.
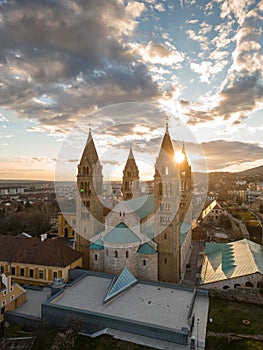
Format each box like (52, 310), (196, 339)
(196, 318), (199, 350)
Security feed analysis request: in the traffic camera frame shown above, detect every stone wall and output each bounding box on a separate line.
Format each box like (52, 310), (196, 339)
(137, 253), (158, 281)
(209, 287), (263, 305)
(89, 249), (104, 272)
(104, 243), (140, 276)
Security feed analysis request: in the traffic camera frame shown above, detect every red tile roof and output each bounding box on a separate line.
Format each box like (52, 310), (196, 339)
(0, 236), (82, 267)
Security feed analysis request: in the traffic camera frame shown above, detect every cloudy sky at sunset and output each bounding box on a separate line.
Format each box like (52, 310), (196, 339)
(0, 0), (262, 180)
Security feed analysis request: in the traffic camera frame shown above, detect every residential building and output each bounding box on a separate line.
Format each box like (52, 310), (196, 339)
(0, 236), (83, 286)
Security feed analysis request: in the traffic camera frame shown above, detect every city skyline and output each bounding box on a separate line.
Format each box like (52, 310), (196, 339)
(0, 0), (263, 180)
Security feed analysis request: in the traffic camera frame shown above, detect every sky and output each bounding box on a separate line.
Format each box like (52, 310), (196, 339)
(0, 0), (263, 181)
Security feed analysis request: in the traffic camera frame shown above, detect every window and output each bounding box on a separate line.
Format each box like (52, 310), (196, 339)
(2, 300), (6, 307)
(245, 281), (253, 288)
(106, 249), (109, 256)
(0, 266), (4, 273)
(11, 267), (15, 275)
(72, 219), (76, 225)
(126, 251), (129, 259)
(164, 258), (167, 264)
(159, 183), (162, 196)
(115, 251), (118, 258)
(10, 295), (15, 301)
(39, 270), (44, 279)
(165, 166), (169, 175)
(3, 290), (7, 296)
(143, 259), (146, 266)
(95, 254), (98, 261)
(10, 286), (13, 292)
(53, 271), (58, 279)
(164, 233), (167, 240)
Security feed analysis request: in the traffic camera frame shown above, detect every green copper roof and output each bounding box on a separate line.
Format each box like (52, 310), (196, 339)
(104, 222), (140, 244)
(200, 239), (263, 285)
(104, 267), (137, 303)
(247, 239), (263, 273)
(126, 194), (154, 219)
(138, 242), (157, 254)
(90, 239), (104, 250)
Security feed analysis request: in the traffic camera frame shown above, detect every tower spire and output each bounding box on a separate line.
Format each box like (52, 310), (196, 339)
(165, 115), (169, 133)
(128, 144), (134, 159)
(159, 117), (174, 157)
(122, 146), (139, 200)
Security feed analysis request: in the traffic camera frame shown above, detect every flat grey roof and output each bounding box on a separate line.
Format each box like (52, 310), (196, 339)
(15, 288), (51, 318)
(52, 275), (208, 335)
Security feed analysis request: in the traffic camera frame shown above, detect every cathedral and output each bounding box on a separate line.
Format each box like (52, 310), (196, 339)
(75, 124), (193, 283)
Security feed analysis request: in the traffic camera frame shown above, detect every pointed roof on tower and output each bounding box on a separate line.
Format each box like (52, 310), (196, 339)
(159, 122), (174, 157)
(80, 128), (99, 165)
(180, 142), (191, 168)
(124, 145), (139, 172)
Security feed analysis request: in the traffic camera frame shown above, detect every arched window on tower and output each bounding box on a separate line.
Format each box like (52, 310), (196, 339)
(115, 251), (118, 258)
(95, 254), (98, 261)
(126, 251), (129, 258)
(165, 166), (169, 175)
(159, 183), (162, 196)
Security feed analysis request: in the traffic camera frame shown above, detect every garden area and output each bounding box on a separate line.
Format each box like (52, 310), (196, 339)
(206, 299), (263, 349)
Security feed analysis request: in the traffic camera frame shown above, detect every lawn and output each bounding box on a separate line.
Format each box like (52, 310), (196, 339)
(206, 337), (263, 350)
(31, 331), (152, 350)
(208, 299), (263, 335)
(206, 299), (263, 349)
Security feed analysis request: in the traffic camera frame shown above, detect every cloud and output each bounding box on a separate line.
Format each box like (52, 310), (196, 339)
(132, 41), (184, 66)
(190, 60), (227, 83)
(184, 0), (263, 125)
(155, 3), (166, 12)
(199, 139), (263, 170)
(13, 156), (57, 164)
(0, 0), (160, 132)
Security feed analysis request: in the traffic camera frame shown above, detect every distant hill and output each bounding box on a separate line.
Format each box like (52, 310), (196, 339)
(235, 165), (263, 176)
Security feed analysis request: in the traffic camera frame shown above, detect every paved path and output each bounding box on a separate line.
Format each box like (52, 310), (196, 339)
(181, 240), (204, 287)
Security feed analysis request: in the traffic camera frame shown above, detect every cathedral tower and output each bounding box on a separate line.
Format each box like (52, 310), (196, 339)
(154, 124), (181, 283)
(122, 146), (140, 200)
(75, 129), (104, 267)
(178, 143), (192, 224)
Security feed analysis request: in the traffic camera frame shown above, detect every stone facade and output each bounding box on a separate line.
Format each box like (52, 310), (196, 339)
(76, 126), (193, 283)
(137, 253), (158, 281)
(209, 285), (263, 305)
(104, 243), (140, 276)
